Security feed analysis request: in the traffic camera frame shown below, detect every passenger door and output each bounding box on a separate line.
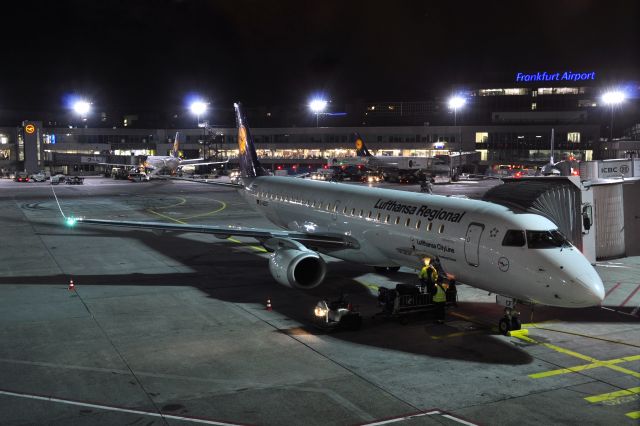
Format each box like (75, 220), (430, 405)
(464, 223), (484, 266)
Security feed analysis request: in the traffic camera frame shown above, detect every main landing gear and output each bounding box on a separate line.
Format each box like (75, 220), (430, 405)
(496, 295), (522, 336)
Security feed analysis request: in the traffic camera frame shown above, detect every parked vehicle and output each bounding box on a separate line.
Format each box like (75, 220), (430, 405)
(14, 172), (30, 182)
(30, 171), (47, 182)
(50, 174), (66, 185)
(65, 176), (84, 185)
(127, 172), (149, 182)
(111, 167), (131, 180)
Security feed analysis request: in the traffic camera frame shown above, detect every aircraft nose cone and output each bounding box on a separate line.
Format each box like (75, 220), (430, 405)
(575, 271), (605, 306)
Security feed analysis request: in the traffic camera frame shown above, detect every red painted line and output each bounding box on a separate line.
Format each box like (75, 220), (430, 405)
(604, 282), (621, 299)
(620, 284), (640, 307)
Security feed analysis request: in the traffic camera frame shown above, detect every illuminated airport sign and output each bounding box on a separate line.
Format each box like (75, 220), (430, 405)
(516, 71), (596, 82)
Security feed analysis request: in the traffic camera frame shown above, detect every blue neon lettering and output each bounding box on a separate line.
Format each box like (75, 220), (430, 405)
(515, 71), (595, 82)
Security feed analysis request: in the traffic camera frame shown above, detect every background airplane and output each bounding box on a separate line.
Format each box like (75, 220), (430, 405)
(331, 133), (452, 183)
(101, 132), (227, 177)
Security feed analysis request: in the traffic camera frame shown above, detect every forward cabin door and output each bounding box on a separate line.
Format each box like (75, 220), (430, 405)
(464, 223), (484, 266)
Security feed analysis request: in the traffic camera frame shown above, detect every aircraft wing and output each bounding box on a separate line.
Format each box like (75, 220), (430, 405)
(99, 162), (138, 168)
(166, 176), (243, 188)
(179, 159), (229, 166)
(66, 217), (357, 250)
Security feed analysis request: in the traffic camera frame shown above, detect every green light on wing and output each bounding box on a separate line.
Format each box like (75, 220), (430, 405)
(65, 217), (77, 227)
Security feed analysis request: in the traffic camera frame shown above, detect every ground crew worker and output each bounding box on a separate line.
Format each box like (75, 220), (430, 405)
(418, 258), (438, 294)
(433, 278), (448, 323)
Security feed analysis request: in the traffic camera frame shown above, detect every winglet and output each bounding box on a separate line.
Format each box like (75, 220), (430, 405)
(353, 132), (372, 157)
(234, 103), (267, 179)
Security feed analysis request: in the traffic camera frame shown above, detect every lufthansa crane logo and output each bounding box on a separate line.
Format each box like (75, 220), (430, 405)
(498, 257), (510, 272)
(25, 124), (35, 134)
(238, 126), (247, 154)
(355, 138), (363, 150)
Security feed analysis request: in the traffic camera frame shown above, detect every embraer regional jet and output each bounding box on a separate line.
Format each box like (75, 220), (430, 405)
(63, 103), (605, 332)
(102, 132), (227, 176)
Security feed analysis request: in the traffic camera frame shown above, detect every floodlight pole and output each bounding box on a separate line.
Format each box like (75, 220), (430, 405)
(609, 104), (614, 142)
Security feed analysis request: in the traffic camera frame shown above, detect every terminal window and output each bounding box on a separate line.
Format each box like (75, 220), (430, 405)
(568, 132), (581, 143)
(475, 132), (489, 143)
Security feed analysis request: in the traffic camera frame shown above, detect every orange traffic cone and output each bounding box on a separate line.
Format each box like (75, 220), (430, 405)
(68, 279), (75, 291)
(266, 298), (272, 311)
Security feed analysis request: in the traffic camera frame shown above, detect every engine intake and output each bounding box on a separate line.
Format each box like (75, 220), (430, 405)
(268, 248), (327, 289)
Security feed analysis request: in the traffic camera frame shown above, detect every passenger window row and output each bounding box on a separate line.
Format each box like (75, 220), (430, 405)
(256, 190), (445, 233)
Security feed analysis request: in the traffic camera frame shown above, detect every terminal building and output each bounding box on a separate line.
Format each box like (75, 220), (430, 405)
(0, 70), (638, 175)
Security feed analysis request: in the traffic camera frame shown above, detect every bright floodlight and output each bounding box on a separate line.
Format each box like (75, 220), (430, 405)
(309, 99), (328, 113)
(190, 101), (208, 116)
(448, 96), (466, 110)
(602, 91), (625, 105)
(73, 100), (91, 115)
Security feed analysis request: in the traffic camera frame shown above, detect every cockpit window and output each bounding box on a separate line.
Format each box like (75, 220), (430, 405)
(502, 230), (525, 247)
(526, 230), (572, 249)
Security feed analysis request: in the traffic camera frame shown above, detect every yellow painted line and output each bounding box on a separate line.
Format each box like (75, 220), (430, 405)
(507, 329), (528, 337)
(602, 364), (640, 379)
(626, 411), (640, 419)
(430, 329), (487, 340)
(180, 200), (227, 220)
(354, 280), (379, 292)
(151, 196), (187, 210)
(515, 333), (640, 378)
(147, 209), (187, 224)
(529, 355), (640, 379)
(585, 386), (640, 403)
(449, 311), (480, 323)
(523, 324), (637, 348)
(227, 237), (267, 253)
(146, 199), (265, 253)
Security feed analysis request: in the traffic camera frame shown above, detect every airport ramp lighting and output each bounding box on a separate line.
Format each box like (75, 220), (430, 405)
(602, 91), (625, 105)
(309, 99), (328, 113)
(73, 100), (91, 116)
(190, 101), (208, 116)
(448, 96), (466, 110)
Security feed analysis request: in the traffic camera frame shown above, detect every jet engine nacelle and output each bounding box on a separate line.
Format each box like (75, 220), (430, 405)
(268, 248), (327, 289)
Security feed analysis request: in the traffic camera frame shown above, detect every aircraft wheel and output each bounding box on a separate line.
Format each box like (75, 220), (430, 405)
(374, 266), (400, 274)
(498, 317), (511, 336)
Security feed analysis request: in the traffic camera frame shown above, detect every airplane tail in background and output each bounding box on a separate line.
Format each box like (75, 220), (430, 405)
(171, 132), (183, 158)
(353, 133), (372, 157)
(234, 103), (267, 179)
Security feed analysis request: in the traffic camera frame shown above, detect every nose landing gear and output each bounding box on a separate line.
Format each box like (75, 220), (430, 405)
(496, 295), (523, 335)
(498, 307), (522, 335)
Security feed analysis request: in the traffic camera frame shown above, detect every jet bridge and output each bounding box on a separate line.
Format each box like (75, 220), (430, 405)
(482, 176), (595, 262)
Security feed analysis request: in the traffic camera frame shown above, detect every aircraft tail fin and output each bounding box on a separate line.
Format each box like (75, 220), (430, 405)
(234, 103), (267, 179)
(171, 132), (182, 158)
(353, 132), (372, 157)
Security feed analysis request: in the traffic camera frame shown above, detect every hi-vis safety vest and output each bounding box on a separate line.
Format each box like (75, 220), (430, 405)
(433, 284), (446, 303)
(419, 265), (438, 283)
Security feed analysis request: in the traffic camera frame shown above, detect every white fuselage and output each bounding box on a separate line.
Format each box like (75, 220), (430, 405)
(241, 176), (604, 308)
(145, 156), (181, 175)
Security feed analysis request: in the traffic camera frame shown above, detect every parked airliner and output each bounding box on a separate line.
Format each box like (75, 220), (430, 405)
(102, 132), (226, 176)
(64, 103), (605, 332)
(332, 133), (451, 182)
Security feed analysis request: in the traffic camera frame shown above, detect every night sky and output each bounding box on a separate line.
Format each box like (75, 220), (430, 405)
(0, 0), (638, 114)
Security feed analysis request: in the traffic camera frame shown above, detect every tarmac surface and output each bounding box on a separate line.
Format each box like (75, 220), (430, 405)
(0, 176), (638, 425)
